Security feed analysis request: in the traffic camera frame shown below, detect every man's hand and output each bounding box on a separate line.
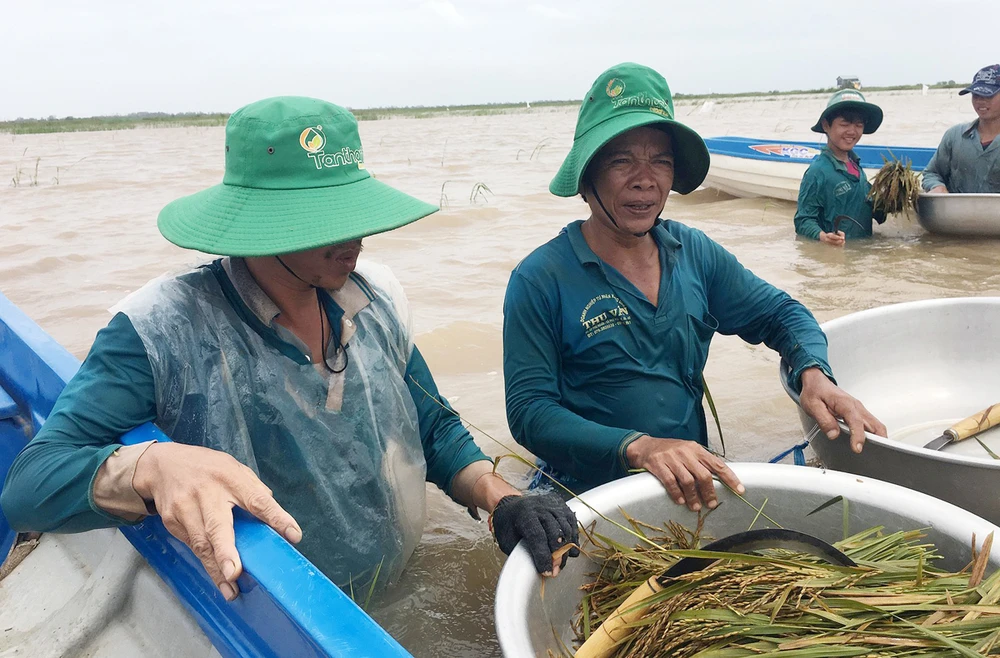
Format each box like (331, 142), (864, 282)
(799, 367), (887, 454)
(928, 185), (949, 194)
(819, 231), (846, 246)
(133, 443), (302, 601)
(491, 493), (580, 577)
(625, 436), (744, 512)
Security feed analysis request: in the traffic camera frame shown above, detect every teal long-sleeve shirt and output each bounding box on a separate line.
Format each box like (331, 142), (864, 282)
(921, 121), (1000, 193)
(502, 219), (832, 490)
(2, 298), (486, 535)
(794, 148), (885, 240)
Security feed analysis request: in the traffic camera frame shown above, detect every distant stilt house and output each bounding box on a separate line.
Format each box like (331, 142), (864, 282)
(837, 76), (862, 90)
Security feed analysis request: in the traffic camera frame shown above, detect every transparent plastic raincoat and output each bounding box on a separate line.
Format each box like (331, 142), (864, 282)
(120, 259), (427, 589)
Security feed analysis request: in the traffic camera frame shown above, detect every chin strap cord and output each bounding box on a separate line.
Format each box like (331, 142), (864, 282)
(274, 256), (349, 374)
(590, 183), (649, 238)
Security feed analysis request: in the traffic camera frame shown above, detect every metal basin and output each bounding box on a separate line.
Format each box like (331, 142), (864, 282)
(781, 297), (1000, 525)
(916, 192), (1000, 236)
(494, 465), (1000, 657)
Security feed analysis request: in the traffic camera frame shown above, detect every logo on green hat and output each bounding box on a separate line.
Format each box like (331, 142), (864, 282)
(299, 126), (326, 153)
(298, 124), (365, 171)
(606, 78), (625, 98)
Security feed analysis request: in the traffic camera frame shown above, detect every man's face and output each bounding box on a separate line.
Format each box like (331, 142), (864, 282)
(972, 93), (1000, 123)
(822, 112), (865, 153)
(279, 239), (363, 290)
(586, 126), (674, 235)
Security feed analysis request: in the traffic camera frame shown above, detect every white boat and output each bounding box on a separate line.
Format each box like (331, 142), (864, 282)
(702, 137), (935, 201)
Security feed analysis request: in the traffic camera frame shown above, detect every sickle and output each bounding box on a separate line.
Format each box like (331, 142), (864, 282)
(662, 528), (856, 578)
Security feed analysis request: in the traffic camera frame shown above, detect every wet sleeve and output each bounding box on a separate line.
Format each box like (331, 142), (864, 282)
(0, 313), (157, 533)
(404, 346), (490, 499)
(921, 132), (951, 191)
(793, 167), (825, 240)
(502, 271), (642, 484)
(698, 231), (834, 392)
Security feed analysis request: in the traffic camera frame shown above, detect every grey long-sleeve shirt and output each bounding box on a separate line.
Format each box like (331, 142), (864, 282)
(921, 120), (1000, 193)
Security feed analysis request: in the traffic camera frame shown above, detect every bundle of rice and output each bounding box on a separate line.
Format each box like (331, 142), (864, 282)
(567, 518), (1000, 658)
(868, 155), (922, 221)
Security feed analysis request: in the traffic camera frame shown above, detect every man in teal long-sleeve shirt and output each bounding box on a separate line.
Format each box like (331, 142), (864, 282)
(794, 90), (886, 245)
(2, 96), (579, 603)
(922, 64), (1000, 194)
(503, 63), (887, 512)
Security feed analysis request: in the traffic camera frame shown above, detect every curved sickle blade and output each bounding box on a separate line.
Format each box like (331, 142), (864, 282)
(833, 214), (865, 233)
(663, 528), (856, 578)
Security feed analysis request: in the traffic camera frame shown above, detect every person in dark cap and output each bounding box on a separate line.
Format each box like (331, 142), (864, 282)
(923, 64), (1000, 194)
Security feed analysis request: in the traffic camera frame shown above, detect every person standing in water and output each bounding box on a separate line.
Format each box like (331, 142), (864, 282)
(923, 64), (1000, 194)
(502, 63), (887, 513)
(794, 90), (886, 246)
(1, 96), (579, 604)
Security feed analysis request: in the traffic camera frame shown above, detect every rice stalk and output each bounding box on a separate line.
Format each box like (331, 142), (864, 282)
(572, 523), (1000, 657)
(975, 437), (1000, 460)
(470, 182), (493, 204)
(531, 137), (552, 161)
(10, 147), (27, 187)
(868, 152), (921, 221)
(517, 137), (552, 161)
(701, 375), (726, 458)
(439, 180), (453, 208)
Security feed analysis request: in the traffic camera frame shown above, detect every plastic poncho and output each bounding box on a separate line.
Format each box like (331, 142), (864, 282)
(119, 259), (427, 590)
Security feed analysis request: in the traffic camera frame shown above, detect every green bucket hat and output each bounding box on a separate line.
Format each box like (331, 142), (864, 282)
(158, 96), (437, 257)
(550, 63), (710, 197)
(810, 89), (884, 134)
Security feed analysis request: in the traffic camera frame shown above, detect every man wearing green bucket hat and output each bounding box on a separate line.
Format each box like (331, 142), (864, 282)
(794, 90), (886, 244)
(503, 64), (886, 511)
(1, 97), (579, 601)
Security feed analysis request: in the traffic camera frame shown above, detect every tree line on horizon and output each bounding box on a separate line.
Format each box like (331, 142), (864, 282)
(1, 81), (966, 135)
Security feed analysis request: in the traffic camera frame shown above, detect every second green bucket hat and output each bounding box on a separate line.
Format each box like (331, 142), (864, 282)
(550, 63), (710, 197)
(811, 89), (884, 134)
(158, 96), (437, 257)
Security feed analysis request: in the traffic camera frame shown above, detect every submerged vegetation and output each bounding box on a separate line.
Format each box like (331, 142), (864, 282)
(438, 181), (494, 208)
(0, 82), (967, 136)
(9, 147), (88, 188)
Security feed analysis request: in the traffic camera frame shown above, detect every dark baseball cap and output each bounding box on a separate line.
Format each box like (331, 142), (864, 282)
(959, 64), (1000, 98)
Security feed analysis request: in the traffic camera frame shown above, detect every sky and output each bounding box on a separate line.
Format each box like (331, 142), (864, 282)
(1, 0), (995, 120)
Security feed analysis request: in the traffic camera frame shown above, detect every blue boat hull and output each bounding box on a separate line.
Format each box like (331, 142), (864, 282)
(0, 291), (413, 658)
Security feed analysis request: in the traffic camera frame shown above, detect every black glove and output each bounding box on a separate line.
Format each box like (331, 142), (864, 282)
(491, 493), (580, 575)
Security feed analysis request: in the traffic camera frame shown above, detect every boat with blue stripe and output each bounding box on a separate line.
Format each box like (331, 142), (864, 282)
(702, 136), (936, 201)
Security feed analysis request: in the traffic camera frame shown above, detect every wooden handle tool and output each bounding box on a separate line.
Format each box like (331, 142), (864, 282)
(923, 402), (1000, 451)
